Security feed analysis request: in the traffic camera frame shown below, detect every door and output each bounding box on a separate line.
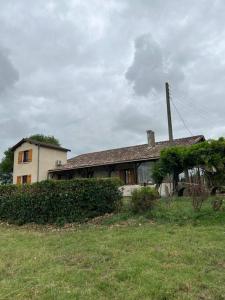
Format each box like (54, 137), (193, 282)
(119, 169), (137, 185)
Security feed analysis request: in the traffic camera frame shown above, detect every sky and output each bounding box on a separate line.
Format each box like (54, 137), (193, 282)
(0, 0), (225, 159)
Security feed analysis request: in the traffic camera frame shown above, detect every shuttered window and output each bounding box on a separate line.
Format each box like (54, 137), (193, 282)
(18, 149), (33, 163)
(16, 176), (21, 184)
(27, 175), (32, 184)
(18, 151), (23, 164)
(28, 150), (32, 162)
(17, 175), (32, 185)
(23, 151), (29, 162)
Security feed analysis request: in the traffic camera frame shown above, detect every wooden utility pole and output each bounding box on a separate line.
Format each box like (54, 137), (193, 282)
(165, 82), (173, 142)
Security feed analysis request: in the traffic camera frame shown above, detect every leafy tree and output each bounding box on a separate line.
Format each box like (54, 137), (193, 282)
(152, 138), (225, 194)
(0, 148), (14, 174)
(0, 134), (60, 184)
(152, 146), (187, 192)
(0, 148), (14, 184)
(28, 134), (60, 146)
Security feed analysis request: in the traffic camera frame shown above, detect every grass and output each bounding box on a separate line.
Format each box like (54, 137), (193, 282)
(0, 198), (225, 299)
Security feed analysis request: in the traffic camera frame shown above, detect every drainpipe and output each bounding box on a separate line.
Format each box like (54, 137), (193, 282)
(37, 144), (40, 182)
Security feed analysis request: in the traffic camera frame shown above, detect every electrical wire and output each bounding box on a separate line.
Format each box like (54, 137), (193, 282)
(170, 97), (194, 136)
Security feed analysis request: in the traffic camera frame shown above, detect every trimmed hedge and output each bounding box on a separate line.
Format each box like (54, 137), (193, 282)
(0, 178), (122, 225)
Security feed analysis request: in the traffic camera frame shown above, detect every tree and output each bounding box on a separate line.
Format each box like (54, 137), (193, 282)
(0, 148), (14, 184)
(152, 146), (187, 193)
(152, 138), (225, 195)
(28, 134), (60, 146)
(0, 134), (60, 184)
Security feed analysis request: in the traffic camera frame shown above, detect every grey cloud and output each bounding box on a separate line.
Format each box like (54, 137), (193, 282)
(1, 0), (225, 159)
(126, 34), (184, 96)
(0, 47), (19, 93)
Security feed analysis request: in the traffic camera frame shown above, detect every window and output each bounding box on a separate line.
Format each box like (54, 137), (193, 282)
(23, 151), (29, 162)
(22, 175), (28, 184)
(17, 175), (31, 185)
(18, 149), (32, 163)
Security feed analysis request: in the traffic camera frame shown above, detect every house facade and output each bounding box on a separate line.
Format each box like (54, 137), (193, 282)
(12, 138), (70, 184)
(48, 131), (205, 192)
(12, 132), (205, 194)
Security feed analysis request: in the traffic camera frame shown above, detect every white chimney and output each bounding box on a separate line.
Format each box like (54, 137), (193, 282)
(147, 130), (155, 147)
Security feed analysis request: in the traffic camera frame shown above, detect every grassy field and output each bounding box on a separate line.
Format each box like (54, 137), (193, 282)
(0, 198), (225, 299)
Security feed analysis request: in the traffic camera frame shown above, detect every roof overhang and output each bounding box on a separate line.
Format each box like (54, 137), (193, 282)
(11, 138), (71, 152)
(48, 157), (159, 173)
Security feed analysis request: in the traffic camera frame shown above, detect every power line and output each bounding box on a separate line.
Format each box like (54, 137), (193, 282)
(170, 97), (194, 136)
(168, 86), (211, 121)
(171, 97), (210, 122)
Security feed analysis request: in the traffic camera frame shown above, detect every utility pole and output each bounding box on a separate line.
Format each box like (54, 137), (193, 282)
(165, 82), (173, 142)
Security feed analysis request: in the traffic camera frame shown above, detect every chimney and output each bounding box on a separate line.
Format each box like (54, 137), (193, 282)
(147, 130), (155, 147)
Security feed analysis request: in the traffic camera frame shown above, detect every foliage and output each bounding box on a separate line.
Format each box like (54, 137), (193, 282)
(131, 186), (159, 213)
(28, 134), (60, 146)
(188, 183), (209, 211)
(0, 173), (12, 185)
(211, 196), (223, 211)
(0, 178), (122, 225)
(152, 138), (225, 193)
(0, 148), (14, 174)
(103, 196), (225, 226)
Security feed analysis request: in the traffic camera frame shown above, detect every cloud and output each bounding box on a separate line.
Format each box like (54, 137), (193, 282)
(0, 0), (225, 160)
(0, 47), (19, 93)
(125, 33), (184, 96)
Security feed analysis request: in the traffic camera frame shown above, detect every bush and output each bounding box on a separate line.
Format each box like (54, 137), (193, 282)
(131, 186), (159, 213)
(0, 178), (122, 225)
(188, 183), (209, 212)
(211, 197), (223, 211)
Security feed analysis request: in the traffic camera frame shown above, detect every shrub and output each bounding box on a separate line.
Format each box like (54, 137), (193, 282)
(211, 197), (223, 211)
(188, 183), (209, 211)
(0, 178), (122, 225)
(131, 186), (159, 213)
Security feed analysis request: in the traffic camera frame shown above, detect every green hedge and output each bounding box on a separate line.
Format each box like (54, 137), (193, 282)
(0, 178), (122, 225)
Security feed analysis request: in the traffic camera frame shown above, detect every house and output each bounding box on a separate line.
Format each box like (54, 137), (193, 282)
(48, 131), (205, 194)
(12, 132), (205, 194)
(12, 138), (70, 184)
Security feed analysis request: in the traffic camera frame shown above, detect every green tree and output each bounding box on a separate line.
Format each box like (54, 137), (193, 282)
(29, 134), (60, 146)
(152, 138), (225, 194)
(0, 148), (14, 184)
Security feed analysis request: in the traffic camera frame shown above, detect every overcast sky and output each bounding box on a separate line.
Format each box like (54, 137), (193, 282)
(0, 0), (225, 158)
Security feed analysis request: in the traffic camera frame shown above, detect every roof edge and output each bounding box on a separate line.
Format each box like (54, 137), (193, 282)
(48, 157), (159, 173)
(11, 138), (71, 152)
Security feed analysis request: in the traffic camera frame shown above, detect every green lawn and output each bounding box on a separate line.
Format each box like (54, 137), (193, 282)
(0, 199), (225, 299)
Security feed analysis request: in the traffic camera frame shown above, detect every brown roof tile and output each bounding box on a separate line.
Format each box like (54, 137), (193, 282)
(51, 135), (204, 172)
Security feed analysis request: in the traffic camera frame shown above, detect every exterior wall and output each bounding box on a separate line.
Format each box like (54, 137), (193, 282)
(13, 142), (67, 184)
(120, 183), (173, 197)
(93, 167), (108, 178)
(51, 161), (157, 184)
(38, 147), (67, 181)
(13, 142), (38, 184)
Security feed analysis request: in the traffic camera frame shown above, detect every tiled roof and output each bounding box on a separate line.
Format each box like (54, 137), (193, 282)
(51, 135), (204, 172)
(11, 138), (70, 152)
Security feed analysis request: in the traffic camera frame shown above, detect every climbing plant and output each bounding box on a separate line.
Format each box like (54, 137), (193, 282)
(152, 138), (225, 194)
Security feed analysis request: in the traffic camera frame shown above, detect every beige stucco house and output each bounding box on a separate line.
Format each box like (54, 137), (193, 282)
(12, 138), (70, 184)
